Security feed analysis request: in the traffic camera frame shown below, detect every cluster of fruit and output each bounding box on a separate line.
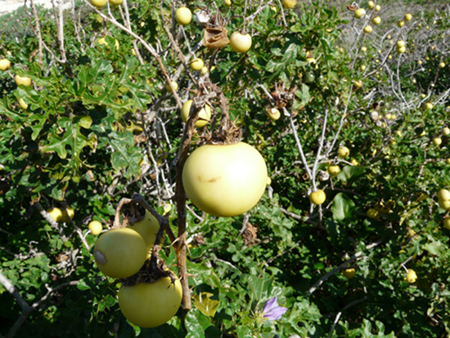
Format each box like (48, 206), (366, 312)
(93, 210), (182, 328)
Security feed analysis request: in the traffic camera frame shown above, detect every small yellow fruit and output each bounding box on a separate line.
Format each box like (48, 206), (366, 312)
(0, 59), (11, 71)
(282, 0), (296, 9)
(443, 217), (450, 230)
(396, 40), (405, 48)
(328, 165), (341, 176)
(343, 268), (356, 279)
(404, 13), (412, 21)
(367, 208), (379, 219)
(166, 81), (178, 92)
(397, 20), (405, 27)
(181, 100), (211, 127)
(175, 7), (192, 26)
(354, 8), (366, 19)
(442, 127), (450, 136)
(360, 65), (366, 71)
(439, 62), (446, 68)
(353, 80), (363, 88)
(372, 16), (381, 25)
(338, 146), (350, 158)
(439, 200), (450, 210)
(364, 25), (373, 33)
(351, 159), (358, 166)
(18, 98), (28, 110)
(266, 177), (272, 186)
(229, 32), (252, 53)
(163, 203), (172, 214)
(97, 37), (120, 50)
(89, 220), (103, 235)
(309, 189), (326, 205)
(131, 210), (160, 259)
(406, 228), (416, 238)
(267, 108), (281, 121)
(15, 75), (32, 87)
(361, 46), (367, 53)
(433, 137), (442, 146)
(404, 269), (417, 283)
(437, 189), (450, 201)
(225, 0), (232, 6)
(109, 0), (123, 5)
(396, 46), (406, 54)
(47, 208), (64, 222)
(201, 66), (208, 75)
(423, 102), (433, 110)
(375, 4), (381, 11)
(60, 207), (75, 222)
(90, 0), (107, 7)
(190, 58), (204, 71)
(367, 1), (375, 9)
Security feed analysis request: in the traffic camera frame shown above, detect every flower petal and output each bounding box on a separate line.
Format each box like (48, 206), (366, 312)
(264, 306), (288, 320)
(262, 296), (279, 313)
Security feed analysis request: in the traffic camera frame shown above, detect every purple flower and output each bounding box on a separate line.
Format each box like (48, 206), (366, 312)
(262, 296), (288, 321)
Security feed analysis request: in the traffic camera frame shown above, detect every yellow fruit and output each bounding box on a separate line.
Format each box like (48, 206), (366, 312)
(343, 268), (356, 279)
(190, 58), (204, 71)
(282, 0), (296, 9)
(181, 100), (211, 127)
(361, 46), (367, 52)
(0, 59), (11, 71)
(396, 40), (405, 48)
(396, 46), (406, 54)
(439, 200), (450, 210)
(131, 210), (160, 259)
(175, 7), (192, 26)
(15, 75), (31, 87)
(229, 32), (252, 53)
(328, 165), (341, 176)
(18, 98), (28, 110)
(423, 102), (433, 110)
(364, 25), (373, 33)
(439, 62), (446, 68)
(225, 0), (232, 6)
(404, 13), (412, 21)
(354, 8), (366, 19)
(367, 208), (379, 219)
(338, 146), (350, 158)
(266, 177), (272, 186)
(47, 208), (64, 222)
(398, 20), (405, 27)
(442, 127), (450, 136)
(94, 228), (147, 279)
(367, 1), (375, 9)
(404, 269), (417, 283)
(433, 137), (442, 146)
(90, 0), (107, 7)
(443, 217), (450, 230)
(97, 37), (120, 50)
(437, 189), (450, 201)
(309, 189), (326, 205)
(166, 81), (178, 92)
(182, 142), (267, 217)
(372, 16), (381, 25)
(163, 203), (172, 214)
(118, 272), (182, 328)
(109, 0), (123, 5)
(201, 66), (208, 75)
(267, 108), (281, 121)
(375, 4), (381, 11)
(353, 80), (363, 88)
(89, 221), (103, 235)
(351, 159), (359, 166)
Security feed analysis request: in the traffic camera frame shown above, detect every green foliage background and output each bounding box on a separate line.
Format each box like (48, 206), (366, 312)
(0, 0), (449, 337)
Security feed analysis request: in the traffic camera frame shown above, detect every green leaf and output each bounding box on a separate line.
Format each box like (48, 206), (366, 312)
(331, 193), (356, 221)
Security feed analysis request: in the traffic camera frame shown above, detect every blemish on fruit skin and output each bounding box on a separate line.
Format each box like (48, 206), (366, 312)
(94, 250), (107, 265)
(197, 175), (221, 183)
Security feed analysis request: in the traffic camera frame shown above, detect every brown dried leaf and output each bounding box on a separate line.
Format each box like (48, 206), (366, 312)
(203, 26), (229, 49)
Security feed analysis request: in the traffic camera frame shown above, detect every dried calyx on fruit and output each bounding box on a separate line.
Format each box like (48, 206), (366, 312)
(201, 7), (229, 49)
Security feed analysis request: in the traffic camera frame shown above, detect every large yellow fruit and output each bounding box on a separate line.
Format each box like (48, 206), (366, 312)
(182, 142), (267, 217)
(309, 189), (326, 205)
(94, 228), (147, 279)
(338, 146), (350, 158)
(0, 59), (11, 71)
(229, 32), (252, 53)
(181, 100), (211, 127)
(437, 189), (450, 201)
(190, 58), (204, 71)
(175, 7), (192, 26)
(354, 8), (366, 19)
(15, 75), (31, 87)
(118, 273), (182, 328)
(131, 210), (160, 259)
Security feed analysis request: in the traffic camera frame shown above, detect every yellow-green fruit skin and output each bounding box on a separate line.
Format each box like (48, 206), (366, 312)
(89, 221), (103, 235)
(0, 59), (11, 71)
(282, 0), (296, 9)
(109, 0), (123, 5)
(131, 210), (160, 259)
(181, 100), (211, 127)
(182, 142), (267, 217)
(94, 228), (147, 279)
(118, 274), (182, 328)
(15, 75), (32, 87)
(230, 32), (252, 53)
(343, 268), (356, 279)
(310, 190), (326, 205)
(175, 7), (192, 26)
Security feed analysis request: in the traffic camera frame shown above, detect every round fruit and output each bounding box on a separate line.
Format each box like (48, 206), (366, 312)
(163, 203), (172, 214)
(442, 127), (450, 136)
(182, 142), (267, 217)
(328, 165), (340, 176)
(367, 1), (375, 9)
(190, 58), (204, 71)
(353, 80), (363, 88)
(404, 269), (417, 283)
(175, 7), (192, 26)
(225, 0), (231, 6)
(439, 200), (450, 210)
(361, 46), (367, 52)
(354, 8), (366, 19)
(131, 210), (160, 259)
(181, 100), (211, 127)
(97, 37), (120, 50)
(304, 72), (315, 84)
(372, 17), (381, 25)
(397, 20), (405, 27)
(404, 13), (412, 21)
(343, 268), (356, 279)
(94, 228), (147, 279)
(18, 98), (28, 110)
(90, 0), (107, 7)
(367, 208), (379, 219)
(89, 220), (103, 235)
(309, 189), (326, 205)
(443, 217), (450, 230)
(375, 4), (380, 11)
(230, 32), (252, 53)
(47, 208), (64, 222)
(267, 108), (281, 121)
(396, 46), (406, 54)
(433, 137), (442, 146)
(338, 146), (350, 158)
(118, 273), (182, 328)
(201, 66), (208, 75)
(351, 159), (358, 166)
(447, 159), (450, 165)
(439, 62), (446, 68)
(15, 75), (31, 87)
(423, 102), (433, 110)
(0, 59), (11, 71)
(266, 177), (272, 186)
(396, 40), (405, 48)
(109, 0), (123, 5)
(60, 207), (75, 222)
(166, 81), (178, 92)
(282, 0), (296, 9)
(437, 189), (450, 201)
